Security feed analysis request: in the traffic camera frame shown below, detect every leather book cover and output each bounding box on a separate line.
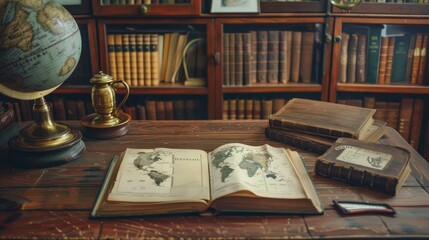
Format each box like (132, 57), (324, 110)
(257, 31), (268, 83)
(312, 24), (323, 84)
(363, 96), (376, 109)
(160, 33), (170, 83)
(136, 34), (145, 86)
(114, 34), (125, 82)
(156, 100), (166, 120)
(417, 33), (428, 85)
(338, 33), (350, 83)
(243, 32), (252, 86)
(272, 98), (286, 114)
(137, 105), (146, 120)
(145, 100), (157, 120)
(253, 99), (261, 120)
(398, 98), (414, 142)
(223, 33), (230, 86)
(245, 99), (254, 119)
(237, 99), (245, 120)
(122, 34), (132, 86)
(347, 34), (358, 83)
(150, 34), (160, 86)
(164, 100), (174, 120)
(143, 34), (152, 86)
(409, 98), (424, 149)
(299, 31), (315, 83)
(228, 99), (237, 120)
(129, 34), (138, 86)
(229, 33), (236, 86)
(222, 100), (229, 120)
(316, 138), (411, 195)
(373, 101), (387, 122)
(405, 34), (416, 84)
(410, 33), (423, 84)
(269, 98), (376, 140)
(366, 26), (383, 84)
(391, 35), (411, 84)
(290, 31), (302, 83)
(355, 34), (367, 83)
(107, 34), (117, 80)
(262, 99), (273, 119)
(235, 33), (244, 86)
(377, 36), (389, 84)
(385, 101), (400, 129)
(250, 31), (258, 84)
(267, 31), (280, 83)
(279, 31), (292, 84)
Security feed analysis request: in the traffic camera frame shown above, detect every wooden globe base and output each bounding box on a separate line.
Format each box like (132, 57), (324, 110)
(8, 97), (86, 168)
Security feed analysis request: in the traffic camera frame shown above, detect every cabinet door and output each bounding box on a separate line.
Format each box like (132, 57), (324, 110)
(97, 18), (215, 119)
(93, 0), (201, 16)
(214, 17), (331, 120)
(330, 17), (429, 153)
(332, 1), (429, 14)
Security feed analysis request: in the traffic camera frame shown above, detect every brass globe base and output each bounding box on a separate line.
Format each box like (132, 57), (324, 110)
(7, 97), (86, 168)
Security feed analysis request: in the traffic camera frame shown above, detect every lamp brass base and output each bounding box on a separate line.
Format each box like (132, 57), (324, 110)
(7, 97), (86, 168)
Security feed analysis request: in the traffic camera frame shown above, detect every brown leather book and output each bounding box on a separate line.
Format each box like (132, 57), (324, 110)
(253, 99), (261, 120)
(228, 99), (237, 120)
(114, 34), (125, 81)
(409, 98), (424, 149)
(122, 34), (132, 86)
(269, 98), (376, 140)
(164, 100), (174, 120)
(398, 98), (414, 142)
(173, 99), (185, 120)
(136, 34), (145, 86)
(234, 33), (244, 86)
(373, 101), (387, 122)
(245, 99), (253, 119)
(222, 100), (229, 120)
(347, 34), (358, 83)
(237, 99), (245, 120)
(290, 31), (302, 83)
(223, 33), (230, 86)
(257, 31), (268, 83)
(136, 105), (146, 120)
(338, 33), (350, 83)
(160, 33), (170, 82)
(410, 33), (423, 84)
(107, 34), (117, 80)
(243, 32), (251, 86)
(145, 100), (157, 120)
(249, 31), (258, 84)
(405, 34), (416, 84)
(267, 31), (280, 83)
(262, 99), (273, 119)
(143, 34), (152, 86)
(385, 101), (400, 129)
(355, 34), (367, 83)
(272, 98), (285, 113)
(129, 34), (138, 86)
(265, 127), (333, 155)
(384, 37), (396, 84)
(150, 34), (160, 86)
(299, 31), (315, 83)
(377, 36), (389, 84)
(279, 31), (292, 84)
(417, 33), (428, 85)
(156, 100), (166, 120)
(316, 138), (411, 195)
(363, 96), (376, 109)
(228, 33), (236, 86)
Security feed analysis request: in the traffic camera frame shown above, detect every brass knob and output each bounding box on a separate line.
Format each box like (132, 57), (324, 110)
(141, 5), (149, 14)
(334, 35), (342, 43)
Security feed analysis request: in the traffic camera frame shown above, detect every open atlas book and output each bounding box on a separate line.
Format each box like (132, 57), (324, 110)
(91, 143), (323, 218)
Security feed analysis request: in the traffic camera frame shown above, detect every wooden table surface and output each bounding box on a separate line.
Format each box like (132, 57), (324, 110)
(1, 120), (429, 239)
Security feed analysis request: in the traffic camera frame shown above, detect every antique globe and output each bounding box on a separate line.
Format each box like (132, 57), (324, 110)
(0, 0), (85, 167)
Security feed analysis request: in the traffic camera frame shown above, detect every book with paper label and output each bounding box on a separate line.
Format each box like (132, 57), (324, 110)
(91, 143), (323, 218)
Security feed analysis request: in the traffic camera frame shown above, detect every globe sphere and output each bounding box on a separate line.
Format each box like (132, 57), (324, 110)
(0, 0), (81, 100)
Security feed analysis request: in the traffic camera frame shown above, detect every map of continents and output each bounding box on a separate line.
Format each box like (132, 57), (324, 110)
(0, 0), (81, 92)
(211, 146), (277, 183)
(134, 152), (170, 186)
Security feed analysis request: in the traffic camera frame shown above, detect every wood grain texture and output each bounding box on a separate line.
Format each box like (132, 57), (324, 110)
(0, 120), (428, 239)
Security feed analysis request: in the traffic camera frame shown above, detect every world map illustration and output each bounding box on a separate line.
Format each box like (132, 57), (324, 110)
(211, 145), (278, 183)
(133, 151), (171, 187)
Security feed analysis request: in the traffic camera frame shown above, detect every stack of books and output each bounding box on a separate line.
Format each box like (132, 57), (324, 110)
(265, 98), (387, 154)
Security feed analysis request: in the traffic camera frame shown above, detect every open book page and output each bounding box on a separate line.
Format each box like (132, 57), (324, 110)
(108, 148), (210, 203)
(208, 143), (307, 201)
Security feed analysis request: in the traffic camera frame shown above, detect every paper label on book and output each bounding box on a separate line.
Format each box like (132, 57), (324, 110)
(209, 143), (306, 201)
(335, 145), (392, 170)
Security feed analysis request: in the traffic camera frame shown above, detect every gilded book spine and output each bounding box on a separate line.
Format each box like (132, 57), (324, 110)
(290, 31), (302, 83)
(267, 31), (280, 83)
(129, 34), (138, 86)
(150, 34), (160, 86)
(122, 34), (132, 86)
(136, 34), (145, 86)
(257, 31), (268, 83)
(143, 34), (152, 86)
(107, 35), (117, 80)
(114, 34), (125, 81)
(315, 160), (399, 195)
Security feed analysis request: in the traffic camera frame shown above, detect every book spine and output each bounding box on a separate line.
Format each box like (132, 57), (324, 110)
(355, 34), (367, 83)
(136, 34), (145, 86)
(257, 31), (268, 83)
(267, 31), (280, 83)
(315, 160), (399, 194)
(405, 34), (416, 84)
(129, 34), (138, 87)
(391, 35), (411, 84)
(114, 34), (125, 81)
(398, 98), (414, 141)
(366, 27), (382, 84)
(143, 34), (152, 86)
(245, 99), (254, 119)
(347, 34), (358, 83)
(299, 31), (315, 83)
(265, 128), (329, 155)
(122, 34), (132, 86)
(237, 99), (245, 120)
(249, 31), (258, 84)
(107, 34), (117, 80)
(279, 31), (292, 83)
(223, 33), (230, 86)
(150, 34), (160, 86)
(410, 33), (423, 84)
(417, 33), (428, 84)
(253, 99), (261, 120)
(290, 31), (302, 83)
(235, 33), (244, 86)
(262, 99), (273, 119)
(243, 32), (251, 86)
(377, 36), (389, 84)
(229, 33), (236, 86)
(229, 99), (237, 120)
(338, 33), (350, 83)
(409, 98), (424, 149)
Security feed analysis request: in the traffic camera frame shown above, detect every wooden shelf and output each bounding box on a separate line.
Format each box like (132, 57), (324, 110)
(337, 84), (429, 95)
(223, 84), (322, 94)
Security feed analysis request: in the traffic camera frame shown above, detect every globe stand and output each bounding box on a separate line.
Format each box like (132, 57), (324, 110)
(8, 97), (85, 168)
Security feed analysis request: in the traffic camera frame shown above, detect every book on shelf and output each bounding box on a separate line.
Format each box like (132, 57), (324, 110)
(290, 31), (302, 83)
(338, 33), (350, 83)
(91, 143), (323, 218)
(279, 31), (292, 84)
(269, 98), (376, 140)
(299, 31), (314, 83)
(347, 33), (358, 83)
(315, 138), (411, 195)
(257, 31), (268, 83)
(267, 31), (280, 83)
(355, 34), (367, 83)
(391, 35), (411, 84)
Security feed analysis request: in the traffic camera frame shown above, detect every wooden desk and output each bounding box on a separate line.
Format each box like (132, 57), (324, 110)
(1, 120), (429, 239)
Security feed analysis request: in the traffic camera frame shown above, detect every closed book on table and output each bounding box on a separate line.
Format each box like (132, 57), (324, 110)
(315, 138), (411, 195)
(269, 98), (376, 140)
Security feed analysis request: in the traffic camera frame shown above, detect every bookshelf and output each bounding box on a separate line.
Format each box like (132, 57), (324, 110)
(1, 0), (428, 158)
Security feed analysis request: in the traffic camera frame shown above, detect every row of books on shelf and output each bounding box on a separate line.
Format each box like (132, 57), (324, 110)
(101, 0), (189, 5)
(107, 32), (205, 87)
(337, 97), (424, 150)
(7, 98), (206, 122)
(364, 0), (429, 3)
(223, 28), (322, 86)
(222, 98), (287, 120)
(339, 25), (428, 85)
(266, 98), (411, 195)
